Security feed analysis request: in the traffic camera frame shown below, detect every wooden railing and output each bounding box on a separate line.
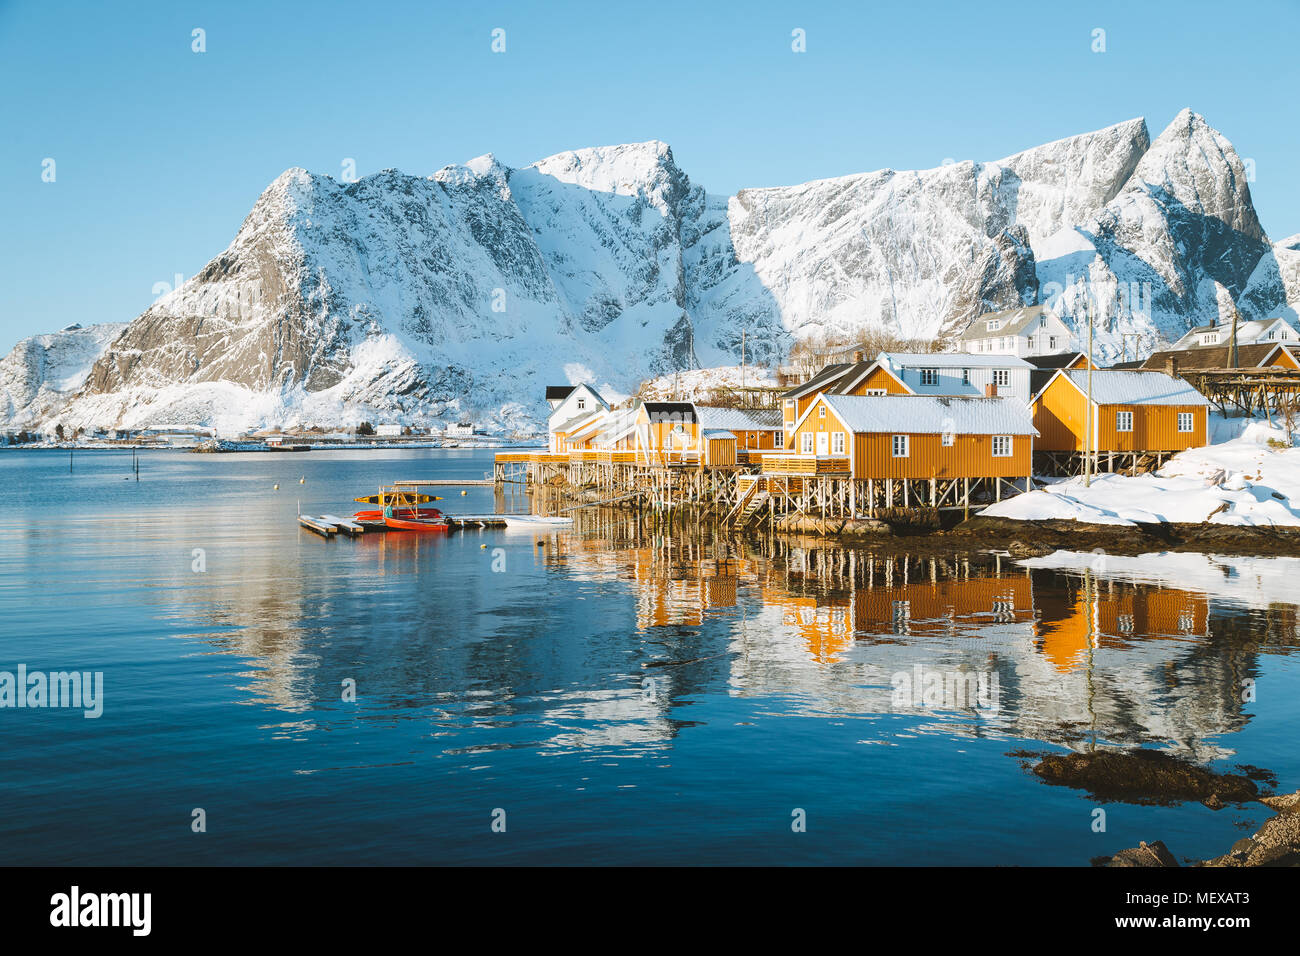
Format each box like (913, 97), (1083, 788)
(761, 455), (851, 475)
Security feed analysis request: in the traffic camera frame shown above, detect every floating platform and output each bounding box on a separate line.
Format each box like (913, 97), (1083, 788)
(319, 514), (365, 535)
(298, 515), (337, 537)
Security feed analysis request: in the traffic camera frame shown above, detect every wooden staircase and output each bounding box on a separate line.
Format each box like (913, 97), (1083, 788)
(724, 475), (770, 527)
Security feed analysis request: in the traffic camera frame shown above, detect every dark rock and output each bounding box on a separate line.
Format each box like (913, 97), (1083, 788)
(1102, 840), (1179, 867)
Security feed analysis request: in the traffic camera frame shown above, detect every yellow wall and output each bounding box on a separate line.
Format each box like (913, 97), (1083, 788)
(789, 396), (1032, 480)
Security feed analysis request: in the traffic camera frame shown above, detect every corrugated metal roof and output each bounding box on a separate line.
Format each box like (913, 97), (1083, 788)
(1140, 343), (1285, 370)
(1060, 370), (1211, 406)
(701, 430), (736, 440)
(878, 351), (1035, 370)
(693, 406), (783, 430)
(819, 395), (1038, 435)
(780, 362), (854, 399)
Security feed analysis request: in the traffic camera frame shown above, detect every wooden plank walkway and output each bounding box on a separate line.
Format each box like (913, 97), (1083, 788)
(298, 515), (336, 537)
(392, 479), (494, 486)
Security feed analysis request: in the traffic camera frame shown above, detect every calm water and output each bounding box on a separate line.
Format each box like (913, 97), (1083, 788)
(1, 447), (1298, 865)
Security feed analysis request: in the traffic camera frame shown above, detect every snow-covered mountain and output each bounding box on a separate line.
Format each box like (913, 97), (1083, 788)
(0, 323), (127, 428)
(3, 109), (1293, 434)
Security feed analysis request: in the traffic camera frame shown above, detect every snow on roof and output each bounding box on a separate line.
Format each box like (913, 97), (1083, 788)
(780, 362), (855, 399)
(701, 430), (736, 440)
(878, 351), (1035, 369)
(1060, 369), (1211, 406)
(693, 405), (783, 430)
(956, 304), (1057, 340)
(553, 408), (606, 433)
(818, 395), (1037, 435)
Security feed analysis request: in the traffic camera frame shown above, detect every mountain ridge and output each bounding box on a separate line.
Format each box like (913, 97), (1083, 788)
(3, 110), (1294, 435)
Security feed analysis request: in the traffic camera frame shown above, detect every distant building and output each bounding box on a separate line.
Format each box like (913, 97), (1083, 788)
(445, 422), (476, 438)
(874, 352), (1036, 404)
(956, 305), (1075, 358)
(1121, 342), (1300, 372)
(546, 384), (609, 452)
(375, 424), (401, 437)
(1169, 317), (1299, 351)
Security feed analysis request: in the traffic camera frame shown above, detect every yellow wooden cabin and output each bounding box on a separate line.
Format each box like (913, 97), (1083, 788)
(785, 394), (1036, 481)
(1031, 369), (1210, 454)
(780, 360), (910, 448)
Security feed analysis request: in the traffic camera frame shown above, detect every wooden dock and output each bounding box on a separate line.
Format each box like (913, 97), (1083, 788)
(298, 515), (337, 537)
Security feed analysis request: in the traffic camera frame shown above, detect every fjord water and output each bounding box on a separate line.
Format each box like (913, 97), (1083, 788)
(2, 448), (1298, 865)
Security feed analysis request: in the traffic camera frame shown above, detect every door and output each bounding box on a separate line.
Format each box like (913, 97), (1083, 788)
(815, 431), (829, 456)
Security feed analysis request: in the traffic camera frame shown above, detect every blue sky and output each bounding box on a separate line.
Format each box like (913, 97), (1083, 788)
(2, 0), (1297, 345)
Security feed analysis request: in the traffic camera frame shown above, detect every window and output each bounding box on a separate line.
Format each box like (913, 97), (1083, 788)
(1002, 337), (1010, 350)
(801, 432), (814, 454)
(992, 435), (1012, 457)
(992, 369), (1010, 387)
(1048, 336), (1057, 350)
(865, 388), (886, 396)
(942, 432), (954, 447)
(1177, 412), (1194, 432)
(831, 432), (845, 454)
(577, 398), (586, 410)
(783, 398), (794, 409)
(892, 435), (909, 458)
(920, 368), (939, 386)
(1116, 411), (1134, 432)
(961, 368), (970, 386)
(818, 405), (826, 418)
(1026, 336), (1035, 350)
(987, 320), (1000, 331)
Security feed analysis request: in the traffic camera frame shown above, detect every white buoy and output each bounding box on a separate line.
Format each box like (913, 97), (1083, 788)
(273, 483), (280, 490)
(300, 476), (305, 484)
(460, 490), (467, 496)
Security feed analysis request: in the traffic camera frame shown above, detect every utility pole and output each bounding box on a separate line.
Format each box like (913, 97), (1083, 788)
(1084, 301), (1095, 488)
(1229, 304), (1240, 369)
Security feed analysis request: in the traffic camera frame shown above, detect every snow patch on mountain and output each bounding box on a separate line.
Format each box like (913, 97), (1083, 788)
(3, 111), (1295, 435)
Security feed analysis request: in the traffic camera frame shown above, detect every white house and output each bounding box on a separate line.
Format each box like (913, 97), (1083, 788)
(445, 422), (476, 438)
(875, 352), (1035, 404)
(546, 383), (609, 452)
(1169, 316), (1300, 351)
(375, 424), (402, 437)
(956, 304), (1075, 358)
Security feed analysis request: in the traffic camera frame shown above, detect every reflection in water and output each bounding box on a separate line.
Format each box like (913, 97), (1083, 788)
(153, 498), (1299, 768)
(4, 449), (1299, 864)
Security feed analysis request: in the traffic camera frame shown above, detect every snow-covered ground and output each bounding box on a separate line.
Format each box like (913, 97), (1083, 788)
(982, 417), (1300, 526)
(633, 365), (778, 402)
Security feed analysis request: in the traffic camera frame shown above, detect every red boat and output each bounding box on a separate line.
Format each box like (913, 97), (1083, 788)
(353, 506), (444, 521)
(383, 514), (450, 532)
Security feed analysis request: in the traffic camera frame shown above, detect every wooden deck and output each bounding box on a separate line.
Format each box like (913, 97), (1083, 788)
(760, 455), (851, 476)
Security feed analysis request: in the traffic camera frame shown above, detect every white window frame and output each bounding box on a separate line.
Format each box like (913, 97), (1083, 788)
(920, 368), (939, 387)
(818, 405), (826, 418)
(992, 369), (1010, 387)
(831, 432), (845, 455)
(892, 435), (909, 458)
(1177, 412), (1194, 433)
(865, 388), (886, 396)
(577, 398), (586, 410)
(991, 435), (1012, 457)
(1116, 411), (1134, 432)
(942, 432), (954, 447)
(801, 432), (814, 454)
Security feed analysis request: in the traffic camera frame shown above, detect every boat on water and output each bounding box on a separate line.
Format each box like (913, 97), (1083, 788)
(359, 483), (450, 532)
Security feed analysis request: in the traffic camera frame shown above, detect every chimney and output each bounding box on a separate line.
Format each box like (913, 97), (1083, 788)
(1166, 355), (1179, 377)
(984, 383), (997, 397)
(853, 350), (864, 363)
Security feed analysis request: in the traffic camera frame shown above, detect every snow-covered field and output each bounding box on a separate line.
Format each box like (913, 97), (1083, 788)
(982, 418), (1300, 527)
